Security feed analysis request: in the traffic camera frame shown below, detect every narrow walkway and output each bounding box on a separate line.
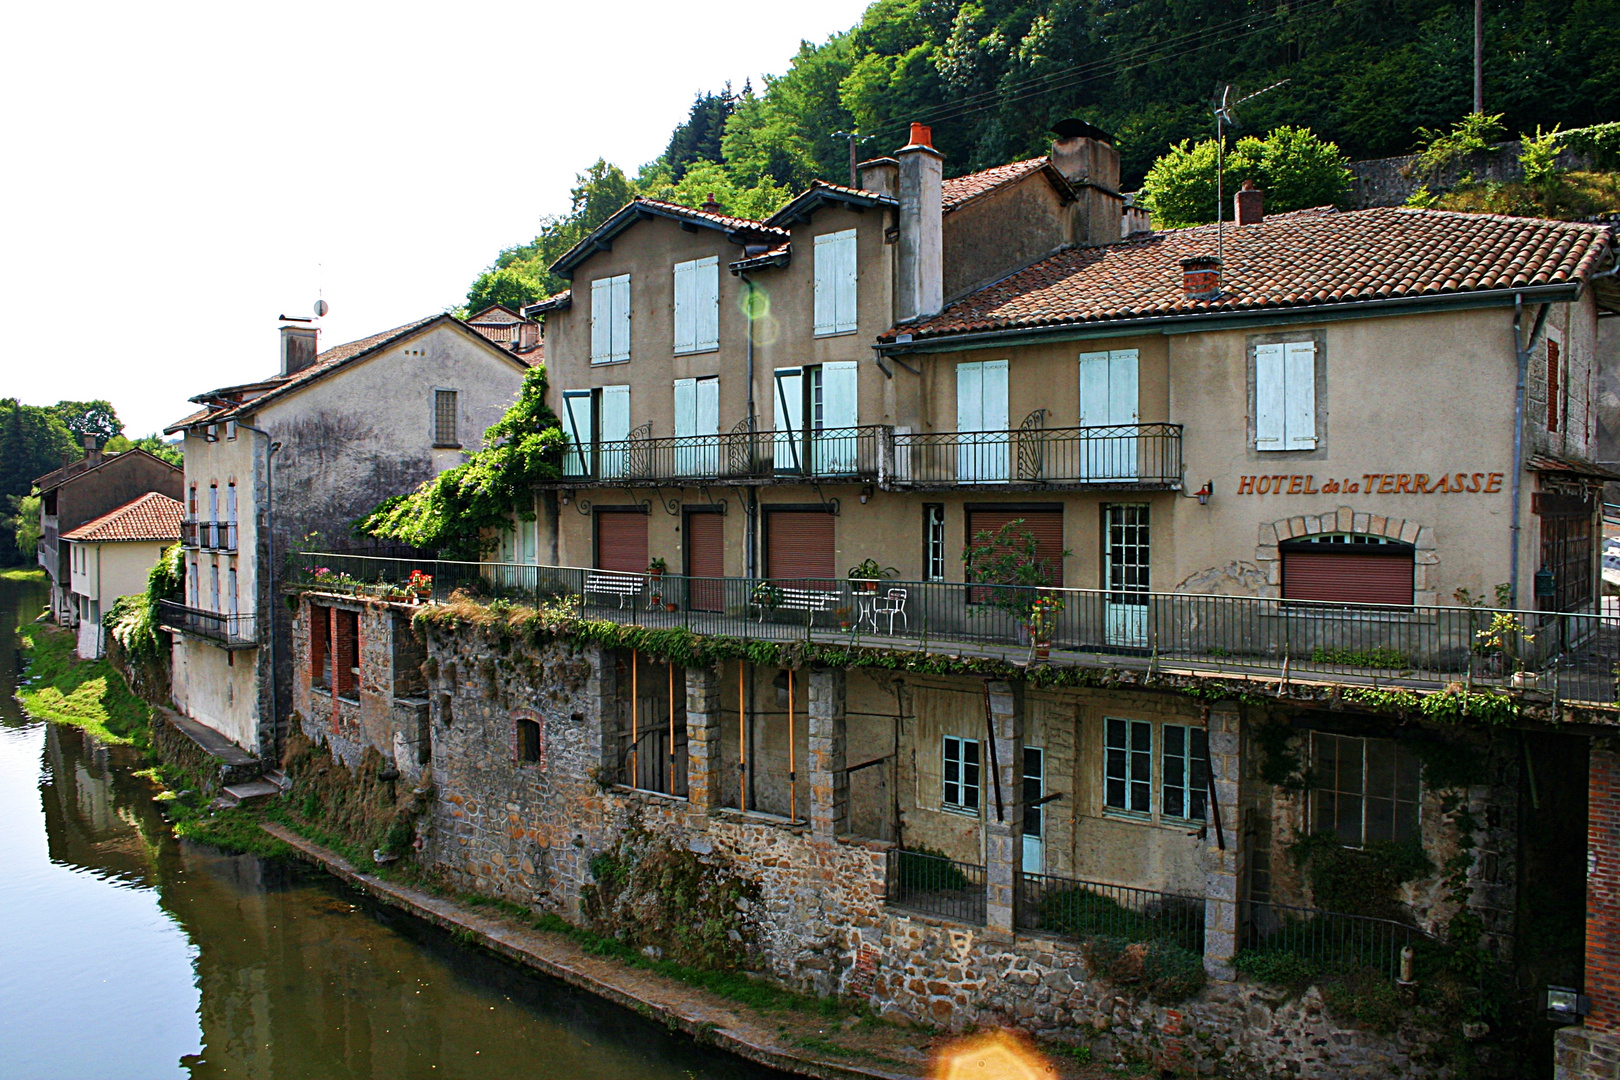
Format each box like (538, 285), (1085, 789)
(261, 824), (918, 1080)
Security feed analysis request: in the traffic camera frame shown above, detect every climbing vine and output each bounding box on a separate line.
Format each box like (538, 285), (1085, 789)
(1342, 685), (1520, 726)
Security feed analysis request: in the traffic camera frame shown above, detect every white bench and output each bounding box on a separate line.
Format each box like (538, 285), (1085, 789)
(585, 571), (645, 608)
(754, 586), (835, 624)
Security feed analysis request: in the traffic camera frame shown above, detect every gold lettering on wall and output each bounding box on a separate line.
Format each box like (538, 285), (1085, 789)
(1234, 472), (1505, 495)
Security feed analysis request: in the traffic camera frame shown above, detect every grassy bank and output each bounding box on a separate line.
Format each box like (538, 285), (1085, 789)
(16, 624), (154, 749)
(0, 567), (46, 582)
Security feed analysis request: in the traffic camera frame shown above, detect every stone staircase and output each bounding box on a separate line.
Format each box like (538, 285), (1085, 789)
(152, 707), (292, 809)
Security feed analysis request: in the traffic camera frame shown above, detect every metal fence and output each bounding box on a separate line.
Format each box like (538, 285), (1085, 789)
(1240, 899), (1432, 982)
(884, 848), (987, 924)
(285, 553), (1620, 705)
(1017, 874), (1205, 954)
(157, 600), (257, 648)
(891, 424), (1182, 488)
(562, 425), (885, 485)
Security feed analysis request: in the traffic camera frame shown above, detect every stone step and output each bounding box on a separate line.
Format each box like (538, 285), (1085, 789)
(262, 769), (291, 792)
(220, 778), (283, 807)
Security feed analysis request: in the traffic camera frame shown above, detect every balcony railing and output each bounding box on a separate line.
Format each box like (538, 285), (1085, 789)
(287, 554), (1620, 705)
(1017, 873), (1205, 954)
(157, 600), (257, 649)
(182, 519), (238, 552)
(553, 424), (1181, 490)
(885, 847), (986, 924)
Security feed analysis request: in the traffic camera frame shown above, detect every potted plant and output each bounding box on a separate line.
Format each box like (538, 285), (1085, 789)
(648, 557), (667, 582)
(665, 600), (678, 612)
(847, 558), (898, 593)
(1476, 611), (1535, 685)
(407, 569), (433, 602)
(1028, 593), (1064, 661)
(835, 605), (853, 631)
(963, 519), (1073, 634)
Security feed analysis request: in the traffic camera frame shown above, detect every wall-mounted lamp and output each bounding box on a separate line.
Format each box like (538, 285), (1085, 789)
(1180, 481), (1213, 505)
(858, 484), (875, 504)
(1545, 985), (1591, 1024)
(560, 488), (574, 506)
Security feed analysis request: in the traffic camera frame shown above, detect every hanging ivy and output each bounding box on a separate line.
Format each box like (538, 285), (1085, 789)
(359, 364), (567, 559)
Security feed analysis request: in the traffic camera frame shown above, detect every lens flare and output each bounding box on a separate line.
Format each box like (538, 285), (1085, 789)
(931, 1029), (1054, 1079)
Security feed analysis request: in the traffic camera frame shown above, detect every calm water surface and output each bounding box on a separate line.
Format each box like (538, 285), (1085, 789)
(0, 574), (780, 1080)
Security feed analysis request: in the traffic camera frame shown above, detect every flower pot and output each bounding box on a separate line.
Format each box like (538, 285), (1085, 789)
(1034, 644), (1051, 661)
(665, 602), (678, 612)
(1510, 671), (1539, 690)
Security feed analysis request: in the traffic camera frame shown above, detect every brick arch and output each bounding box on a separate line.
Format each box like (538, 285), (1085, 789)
(1254, 506), (1438, 604)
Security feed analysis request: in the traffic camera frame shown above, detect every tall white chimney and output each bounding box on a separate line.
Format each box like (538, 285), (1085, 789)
(895, 123), (943, 323)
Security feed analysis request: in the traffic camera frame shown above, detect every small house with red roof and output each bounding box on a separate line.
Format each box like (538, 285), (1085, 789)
(59, 491), (183, 659)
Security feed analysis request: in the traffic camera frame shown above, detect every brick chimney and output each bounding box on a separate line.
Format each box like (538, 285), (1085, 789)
(280, 320), (320, 376)
(896, 123), (943, 322)
(1050, 118), (1124, 246)
(702, 193), (723, 214)
(1180, 256), (1222, 300)
(1235, 179), (1264, 226)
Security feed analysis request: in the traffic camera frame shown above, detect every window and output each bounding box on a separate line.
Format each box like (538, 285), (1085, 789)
(813, 229), (858, 336)
(1104, 718), (1152, 814)
(1254, 340), (1317, 450)
(1537, 491), (1596, 612)
(1547, 336), (1562, 432)
(590, 273), (632, 363)
(1282, 533), (1414, 606)
(515, 716), (542, 764)
(310, 605), (330, 689)
(1103, 504), (1149, 599)
(924, 504), (946, 581)
(1023, 746), (1045, 840)
(187, 484), (197, 518)
(673, 376), (720, 475)
(943, 736), (981, 814)
(1162, 724), (1209, 821)
(188, 555), (199, 607)
(209, 559), (220, 612)
(334, 609), (360, 698)
(433, 389), (459, 447)
(956, 360), (1009, 482)
(1310, 732), (1420, 847)
(673, 256), (719, 354)
(208, 483), (219, 523)
(227, 563), (238, 616)
(597, 385), (631, 478)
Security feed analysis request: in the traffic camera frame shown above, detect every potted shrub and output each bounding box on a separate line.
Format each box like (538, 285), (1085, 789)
(407, 569), (433, 602)
(1028, 593), (1064, 661)
(963, 519), (1072, 633)
(835, 605), (853, 630)
(648, 557), (667, 582)
(847, 558), (897, 593)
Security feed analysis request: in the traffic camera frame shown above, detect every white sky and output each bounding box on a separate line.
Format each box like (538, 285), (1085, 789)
(0, 0), (873, 436)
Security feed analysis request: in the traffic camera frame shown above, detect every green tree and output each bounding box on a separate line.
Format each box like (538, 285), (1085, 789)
(6, 493), (40, 562)
(662, 86), (738, 182)
(51, 400), (123, 448)
(465, 265), (547, 316)
(105, 433), (182, 466)
(1140, 127), (1351, 228)
(0, 399), (76, 565)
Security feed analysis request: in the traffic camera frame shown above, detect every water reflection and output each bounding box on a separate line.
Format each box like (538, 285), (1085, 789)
(1, 575), (776, 1080)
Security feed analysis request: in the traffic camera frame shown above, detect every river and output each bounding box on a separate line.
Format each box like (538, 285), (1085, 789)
(0, 573), (782, 1080)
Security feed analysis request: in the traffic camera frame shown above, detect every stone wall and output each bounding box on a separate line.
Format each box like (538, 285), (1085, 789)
(1349, 142), (1595, 208)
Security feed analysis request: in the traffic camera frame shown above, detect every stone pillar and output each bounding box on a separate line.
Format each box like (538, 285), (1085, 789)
(685, 664), (723, 810)
(1203, 702), (1243, 980)
(1558, 740), (1620, 1078)
(984, 680), (1022, 936)
(807, 667), (847, 838)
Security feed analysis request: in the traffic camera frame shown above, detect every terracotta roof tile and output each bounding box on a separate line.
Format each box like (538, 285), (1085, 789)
(941, 157), (1051, 212)
(60, 492), (184, 543)
(885, 207), (1614, 342)
(630, 197), (788, 239)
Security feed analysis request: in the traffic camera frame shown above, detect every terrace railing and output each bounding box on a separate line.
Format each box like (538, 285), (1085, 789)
(1017, 874), (1205, 954)
(1240, 899), (1435, 982)
(891, 424), (1182, 488)
(560, 426), (885, 486)
(884, 848), (986, 924)
(287, 554), (1620, 706)
(157, 600), (257, 649)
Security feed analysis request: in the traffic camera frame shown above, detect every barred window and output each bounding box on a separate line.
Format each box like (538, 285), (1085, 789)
(434, 390), (459, 446)
(1104, 717), (1152, 814)
(1162, 724), (1209, 821)
(1310, 732), (1420, 847)
(943, 735), (980, 814)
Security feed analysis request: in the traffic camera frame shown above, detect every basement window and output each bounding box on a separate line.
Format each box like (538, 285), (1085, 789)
(1310, 732), (1420, 847)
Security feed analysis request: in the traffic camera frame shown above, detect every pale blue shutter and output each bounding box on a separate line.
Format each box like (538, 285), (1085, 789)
(590, 278), (612, 363)
(562, 391), (594, 477)
(696, 257), (719, 351)
(834, 230), (858, 333)
(610, 275), (631, 362)
(774, 368), (804, 472)
(673, 261), (696, 354)
(1284, 342), (1317, 449)
(1254, 343), (1285, 450)
(696, 376), (720, 474)
(673, 377), (697, 476)
(815, 361), (859, 474)
(1078, 352), (1110, 428)
(599, 384), (631, 477)
(813, 235), (835, 335)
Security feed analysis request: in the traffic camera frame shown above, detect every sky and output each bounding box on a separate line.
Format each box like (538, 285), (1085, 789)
(0, 0), (874, 436)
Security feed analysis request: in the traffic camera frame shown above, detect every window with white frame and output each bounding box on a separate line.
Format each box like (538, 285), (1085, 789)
(433, 389), (459, 446)
(1104, 718), (1153, 814)
(924, 504), (946, 580)
(673, 256), (719, 354)
(1254, 339), (1317, 450)
(1162, 724), (1209, 821)
(590, 274), (632, 363)
(1310, 731), (1420, 847)
(813, 229), (858, 336)
(943, 735), (981, 814)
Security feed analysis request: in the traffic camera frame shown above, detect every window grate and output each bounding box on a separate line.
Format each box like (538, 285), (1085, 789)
(434, 390), (458, 446)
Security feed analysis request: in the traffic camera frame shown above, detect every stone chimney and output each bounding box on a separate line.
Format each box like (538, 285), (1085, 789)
(1235, 179), (1264, 226)
(895, 124), (943, 323)
(1050, 118), (1124, 246)
(1180, 256), (1222, 300)
(857, 156), (899, 199)
(280, 320), (320, 376)
(82, 432), (101, 467)
(518, 321), (539, 350)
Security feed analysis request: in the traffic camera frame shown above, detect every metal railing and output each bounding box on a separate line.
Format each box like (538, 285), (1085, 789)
(561, 426), (885, 485)
(892, 424), (1182, 488)
(1240, 899), (1433, 981)
(182, 519), (238, 552)
(285, 554), (1620, 705)
(884, 848), (986, 924)
(157, 600), (257, 648)
(1018, 874), (1205, 954)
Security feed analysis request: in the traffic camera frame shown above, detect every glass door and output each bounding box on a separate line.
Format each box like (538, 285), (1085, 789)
(1104, 504), (1149, 647)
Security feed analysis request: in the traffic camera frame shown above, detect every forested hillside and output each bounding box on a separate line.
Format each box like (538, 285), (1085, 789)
(467, 0), (1620, 311)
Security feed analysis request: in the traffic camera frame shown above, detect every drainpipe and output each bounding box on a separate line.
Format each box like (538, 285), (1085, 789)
(234, 419), (282, 760)
(740, 270), (759, 810)
(1511, 294), (1551, 608)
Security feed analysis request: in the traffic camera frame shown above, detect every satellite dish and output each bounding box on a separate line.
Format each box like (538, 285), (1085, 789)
(314, 299), (329, 317)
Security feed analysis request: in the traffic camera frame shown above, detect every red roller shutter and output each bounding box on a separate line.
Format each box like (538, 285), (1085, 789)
(1283, 548), (1413, 606)
(685, 512), (725, 611)
(966, 507), (1065, 587)
(766, 510), (835, 588)
(596, 511), (648, 573)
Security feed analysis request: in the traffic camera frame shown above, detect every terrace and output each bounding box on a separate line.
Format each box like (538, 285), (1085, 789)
(157, 600), (258, 649)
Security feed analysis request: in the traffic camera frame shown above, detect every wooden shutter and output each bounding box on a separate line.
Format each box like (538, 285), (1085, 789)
(600, 385), (631, 442)
(674, 378), (697, 438)
(685, 512), (725, 611)
(835, 230), (858, 332)
(813, 234), (835, 334)
(957, 361), (983, 430)
(595, 511), (648, 573)
(821, 361), (858, 429)
(1109, 350), (1139, 423)
(562, 390), (593, 477)
(696, 257), (719, 351)
(590, 278), (612, 363)
(1283, 548), (1413, 605)
(966, 507), (1064, 587)
(673, 260), (697, 353)
(610, 275), (631, 362)
(695, 376), (719, 436)
(1284, 342), (1317, 449)
(1254, 343), (1285, 449)
(766, 510), (835, 587)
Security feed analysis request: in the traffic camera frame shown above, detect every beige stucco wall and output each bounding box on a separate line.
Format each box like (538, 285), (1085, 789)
(942, 174), (1072, 301)
(172, 637), (259, 751)
(69, 538), (168, 658)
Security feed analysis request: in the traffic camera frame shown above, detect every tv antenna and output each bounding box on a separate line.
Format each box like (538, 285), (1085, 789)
(1213, 79), (1290, 284)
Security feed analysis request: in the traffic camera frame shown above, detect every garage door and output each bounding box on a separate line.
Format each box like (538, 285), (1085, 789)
(766, 510), (835, 588)
(595, 510), (648, 574)
(1282, 541), (1414, 606)
(966, 506), (1065, 587)
(685, 511), (725, 611)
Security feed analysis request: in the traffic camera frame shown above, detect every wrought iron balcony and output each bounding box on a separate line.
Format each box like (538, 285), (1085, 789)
(158, 600), (257, 649)
(182, 519), (238, 552)
(551, 423), (1181, 490)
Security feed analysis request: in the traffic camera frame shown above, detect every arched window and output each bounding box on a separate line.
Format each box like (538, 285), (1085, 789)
(1281, 533), (1414, 606)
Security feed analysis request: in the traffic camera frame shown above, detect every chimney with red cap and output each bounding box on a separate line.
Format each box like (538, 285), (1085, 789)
(701, 193), (723, 215)
(1235, 179), (1264, 226)
(896, 122), (943, 322)
(1180, 256), (1222, 300)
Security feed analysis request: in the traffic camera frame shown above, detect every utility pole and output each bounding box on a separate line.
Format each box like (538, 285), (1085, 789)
(1473, 0), (1484, 114)
(832, 131), (860, 187)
